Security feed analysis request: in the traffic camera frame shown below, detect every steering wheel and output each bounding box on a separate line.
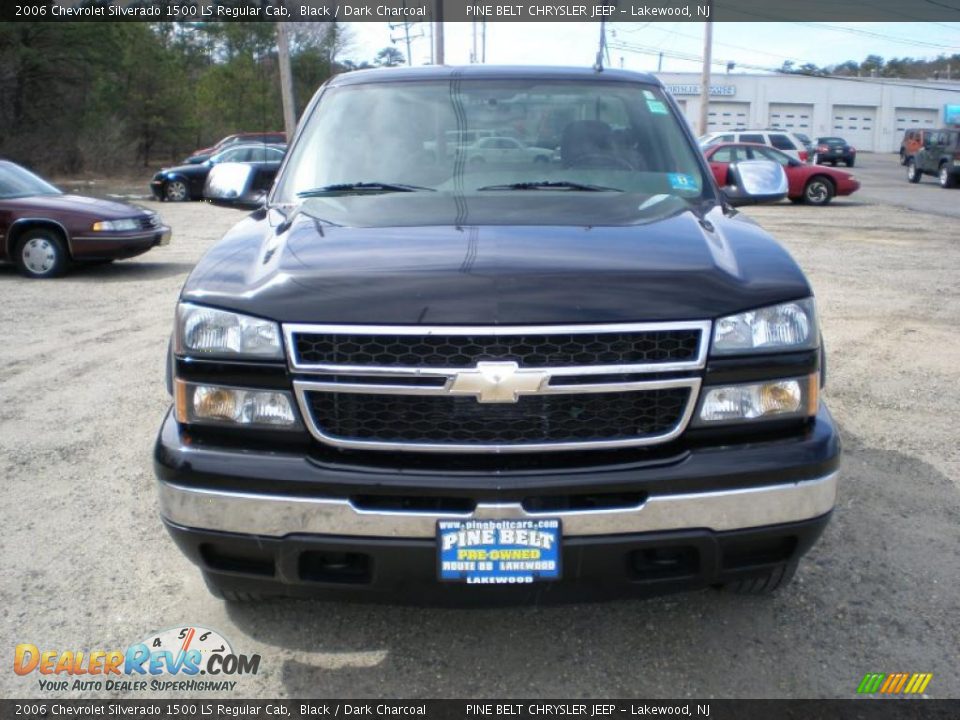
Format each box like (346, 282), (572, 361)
(567, 153), (635, 170)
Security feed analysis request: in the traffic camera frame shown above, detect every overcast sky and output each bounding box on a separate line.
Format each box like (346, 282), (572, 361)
(346, 22), (960, 74)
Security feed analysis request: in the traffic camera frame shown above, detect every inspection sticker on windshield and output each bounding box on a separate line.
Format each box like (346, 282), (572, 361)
(667, 173), (698, 191)
(438, 519), (561, 584)
(646, 99), (668, 114)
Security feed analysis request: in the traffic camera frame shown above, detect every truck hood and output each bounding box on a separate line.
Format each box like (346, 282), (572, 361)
(181, 197), (812, 324)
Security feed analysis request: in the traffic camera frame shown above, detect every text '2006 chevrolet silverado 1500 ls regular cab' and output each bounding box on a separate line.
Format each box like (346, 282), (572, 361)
(154, 66), (840, 602)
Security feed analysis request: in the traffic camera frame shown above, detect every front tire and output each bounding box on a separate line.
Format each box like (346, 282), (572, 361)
(164, 178), (189, 202)
(15, 228), (69, 279)
(939, 163), (958, 189)
(907, 160), (922, 183)
(899, 149), (906, 166)
(846, 158), (855, 168)
(803, 177), (834, 205)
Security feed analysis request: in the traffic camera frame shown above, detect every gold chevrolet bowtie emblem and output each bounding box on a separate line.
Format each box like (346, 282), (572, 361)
(448, 361), (549, 403)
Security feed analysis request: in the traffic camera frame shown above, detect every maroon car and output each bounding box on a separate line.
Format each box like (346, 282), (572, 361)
(0, 160), (171, 278)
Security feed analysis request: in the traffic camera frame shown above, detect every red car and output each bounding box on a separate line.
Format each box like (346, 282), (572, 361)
(0, 160), (170, 278)
(704, 142), (860, 206)
(184, 132), (287, 164)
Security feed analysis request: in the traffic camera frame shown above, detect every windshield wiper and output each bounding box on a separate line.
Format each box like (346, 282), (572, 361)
(477, 181), (623, 192)
(297, 182), (435, 197)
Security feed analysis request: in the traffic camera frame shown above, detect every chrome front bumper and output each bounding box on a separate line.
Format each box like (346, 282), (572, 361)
(157, 471), (838, 539)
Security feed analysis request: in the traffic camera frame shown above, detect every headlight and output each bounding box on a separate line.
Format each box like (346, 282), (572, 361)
(175, 380), (300, 429)
(694, 374), (819, 425)
(91, 218), (140, 232)
(175, 303), (283, 359)
(712, 298), (818, 354)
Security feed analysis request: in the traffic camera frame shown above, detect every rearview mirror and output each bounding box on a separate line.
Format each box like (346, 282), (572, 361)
(204, 162), (266, 209)
(722, 159), (788, 206)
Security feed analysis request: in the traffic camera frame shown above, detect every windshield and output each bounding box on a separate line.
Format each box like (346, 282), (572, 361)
(274, 78), (710, 209)
(0, 162), (61, 199)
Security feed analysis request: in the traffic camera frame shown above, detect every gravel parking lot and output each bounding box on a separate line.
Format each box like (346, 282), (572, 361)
(2, 160), (958, 699)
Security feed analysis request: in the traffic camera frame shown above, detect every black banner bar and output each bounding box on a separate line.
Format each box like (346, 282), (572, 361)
(4, 0), (960, 22)
(2, 700), (960, 720)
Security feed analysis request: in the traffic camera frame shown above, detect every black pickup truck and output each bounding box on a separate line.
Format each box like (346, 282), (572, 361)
(155, 66), (840, 602)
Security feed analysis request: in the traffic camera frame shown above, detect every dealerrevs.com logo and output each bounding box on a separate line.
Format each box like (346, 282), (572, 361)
(14, 626), (261, 693)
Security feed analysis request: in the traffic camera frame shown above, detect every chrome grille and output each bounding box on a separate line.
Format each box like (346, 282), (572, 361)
(293, 329), (701, 368)
(285, 321), (710, 453)
(303, 388), (691, 445)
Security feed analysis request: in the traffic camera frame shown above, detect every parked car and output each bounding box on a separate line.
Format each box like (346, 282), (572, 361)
(156, 65), (838, 603)
(899, 128), (930, 166)
(906, 128), (960, 188)
(151, 143), (286, 202)
(700, 129), (810, 162)
(705, 143), (859, 205)
(464, 136), (555, 164)
(423, 129), (498, 158)
(0, 160), (170, 279)
(184, 132), (287, 164)
(813, 137), (856, 167)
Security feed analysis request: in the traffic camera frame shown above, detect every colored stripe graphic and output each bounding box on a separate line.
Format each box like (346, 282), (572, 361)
(857, 672), (933, 694)
(857, 673), (886, 694)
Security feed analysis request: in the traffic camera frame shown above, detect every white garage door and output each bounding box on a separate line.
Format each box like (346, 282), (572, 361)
(895, 107), (938, 132)
(767, 103), (813, 133)
(831, 105), (878, 150)
(893, 107), (939, 152)
(706, 102), (750, 132)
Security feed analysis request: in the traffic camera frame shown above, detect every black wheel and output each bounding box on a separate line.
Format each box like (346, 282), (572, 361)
(830, 160), (837, 166)
(164, 178), (189, 202)
(939, 163), (958, 189)
(803, 176), (834, 205)
(14, 228), (69, 279)
(717, 561), (798, 595)
(202, 572), (270, 602)
(907, 160), (922, 183)
(846, 158), (855, 168)
(899, 149), (906, 166)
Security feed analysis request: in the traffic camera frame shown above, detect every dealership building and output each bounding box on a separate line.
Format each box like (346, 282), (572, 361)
(655, 72), (960, 152)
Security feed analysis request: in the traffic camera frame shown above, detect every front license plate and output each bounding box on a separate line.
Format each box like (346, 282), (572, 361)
(437, 518), (561, 584)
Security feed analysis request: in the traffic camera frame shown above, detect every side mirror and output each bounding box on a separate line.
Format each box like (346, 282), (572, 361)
(722, 159), (788, 206)
(204, 162), (266, 209)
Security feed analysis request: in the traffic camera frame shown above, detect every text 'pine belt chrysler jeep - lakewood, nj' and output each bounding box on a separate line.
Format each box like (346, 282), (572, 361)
(154, 66), (841, 603)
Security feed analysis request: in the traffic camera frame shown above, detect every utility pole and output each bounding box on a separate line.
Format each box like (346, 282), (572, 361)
(471, 21), (478, 63)
(698, 19), (713, 136)
(433, 0), (444, 65)
(276, 18), (296, 138)
(481, 21), (486, 62)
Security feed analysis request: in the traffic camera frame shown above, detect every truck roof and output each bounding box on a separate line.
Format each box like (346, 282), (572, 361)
(328, 65), (663, 87)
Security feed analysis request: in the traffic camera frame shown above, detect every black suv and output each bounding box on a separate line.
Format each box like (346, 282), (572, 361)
(154, 66), (840, 602)
(907, 128), (960, 188)
(814, 137), (856, 167)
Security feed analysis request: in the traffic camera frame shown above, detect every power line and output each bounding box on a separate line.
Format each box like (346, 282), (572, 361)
(790, 22), (960, 51)
(609, 38), (960, 93)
